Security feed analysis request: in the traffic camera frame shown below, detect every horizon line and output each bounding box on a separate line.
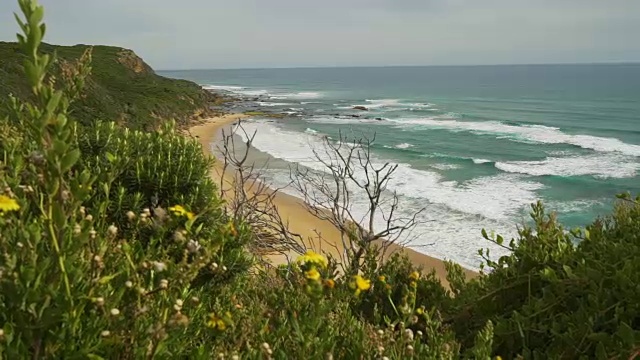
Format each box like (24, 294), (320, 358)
(158, 61), (640, 72)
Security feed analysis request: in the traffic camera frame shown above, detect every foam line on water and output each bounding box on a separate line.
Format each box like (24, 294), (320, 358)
(392, 117), (640, 157)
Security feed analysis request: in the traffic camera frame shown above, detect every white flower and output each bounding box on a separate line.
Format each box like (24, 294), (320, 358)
(73, 224), (81, 235)
(261, 342), (271, 351)
(95, 297), (104, 307)
(404, 328), (414, 341)
(406, 345), (414, 352)
(85, 214), (93, 221)
(110, 308), (120, 316)
(175, 299), (184, 307)
(107, 224), (118, 237)
(377, 329), (384, 336)
(231, 355), (239, 360)
(222, 265), (228, 272)
(211, 262), (219, 270)
(159, 279), (169, 289)
(126, 211), (136, 221)
(416, 330), (423, 337)
(89, 228), (97, 239)
(173, 230), (186, 242)
(186, 239), (201, 254)
(152, 261), (167, 272)
(101, 330), (110, 337)
(125, 281), (133, 288)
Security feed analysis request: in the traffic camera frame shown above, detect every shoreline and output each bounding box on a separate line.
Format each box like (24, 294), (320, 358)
(188, 114), (477, 284)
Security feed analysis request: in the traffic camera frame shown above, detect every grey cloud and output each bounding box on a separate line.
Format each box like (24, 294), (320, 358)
(1, 0), (639, 69)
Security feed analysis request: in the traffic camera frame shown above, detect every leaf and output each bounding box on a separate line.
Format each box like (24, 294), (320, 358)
(481, 228), (488, 239)
(618, 322), (635, 346)
(52, 201), (66, 230)
(106, 152), (116, 163)
(98, 272), (121, 285)
(496, 234), (504, 246)
(595, 342), (607, 360)
(562, 265), (574, 278)
(60, 148), (80, 173)
(87, 355), (105, 360)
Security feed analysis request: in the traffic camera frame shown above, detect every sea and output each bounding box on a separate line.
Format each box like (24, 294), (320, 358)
(160, 65), (640, 270)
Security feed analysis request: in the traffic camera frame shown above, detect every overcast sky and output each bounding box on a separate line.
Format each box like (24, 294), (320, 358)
(1, 0), (639, 70)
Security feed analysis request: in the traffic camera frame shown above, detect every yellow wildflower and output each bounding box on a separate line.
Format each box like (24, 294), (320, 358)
(495, 357), (503, 360)
(416, 307), (424, 315)
(206, 312), (231, 331)
(378, 275), (386, 282)
(296, 250), (328, 269)
(324, 279), (335, 289)
(169, 205), (194, 220)
(305, 267), (321, 281)
(226, 221), (238, 237)
(409, 271), (420, 281)
(352, 275), (371, 296)
(0, 195), (19, 214)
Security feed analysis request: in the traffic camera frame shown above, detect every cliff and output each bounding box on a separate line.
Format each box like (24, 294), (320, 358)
(0, 42), (221, 129)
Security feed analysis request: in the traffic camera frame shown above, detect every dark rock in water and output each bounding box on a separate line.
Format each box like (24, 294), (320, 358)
(348, 114), (361, 118)
(375, 117), (384, 121)
(353, 106), (369, 111)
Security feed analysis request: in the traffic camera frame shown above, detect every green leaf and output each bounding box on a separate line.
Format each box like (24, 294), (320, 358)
(496, 234), (504, 246)
(481, 228), (488, 239)
(618, 322), (635, 346)
(52, 201), (66, 230)
(60, 148), (80, 173)
(562, 265), (574, 278)
(98, 272), (121, 285)
(87, 355), (105, 360)
(595, 342), (607, 360)
(106, 152), (116, 163)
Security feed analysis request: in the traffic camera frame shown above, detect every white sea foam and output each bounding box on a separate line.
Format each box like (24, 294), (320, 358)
(306, 116), (388, 125)
(395, 143), (414, 149)
(473, 158), (493, 164)
(232, 120), (547, 268)
(430, 163), (461, 171)
(257, 102), (294, 107)
(202, 84), (245, 91)
(305, 128), (319, 134)
(495, 154), (638, 178)
(271, 92), (323, 100)
(545, 199), (604, 214)
(239, 89), (270, 96)
(393, 118), (640, 157)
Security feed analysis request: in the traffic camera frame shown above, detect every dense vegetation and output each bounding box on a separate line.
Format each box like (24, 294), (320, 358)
(0, 39), (225, 130)
(0, 1), (638, 358)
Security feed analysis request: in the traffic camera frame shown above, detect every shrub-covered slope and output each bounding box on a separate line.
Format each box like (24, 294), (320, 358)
(0, 41), (219, 129)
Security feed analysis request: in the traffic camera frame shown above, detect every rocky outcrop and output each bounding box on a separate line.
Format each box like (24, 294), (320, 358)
(352, 106), (368, 111)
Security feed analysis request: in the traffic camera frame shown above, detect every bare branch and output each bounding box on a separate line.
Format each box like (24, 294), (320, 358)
(290, 131), (426, 274)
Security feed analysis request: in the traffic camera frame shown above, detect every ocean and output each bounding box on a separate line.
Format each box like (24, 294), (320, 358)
(160, 65), (640, 270)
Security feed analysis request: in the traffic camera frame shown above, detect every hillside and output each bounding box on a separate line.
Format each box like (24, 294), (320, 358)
(0, 42), (224, 129)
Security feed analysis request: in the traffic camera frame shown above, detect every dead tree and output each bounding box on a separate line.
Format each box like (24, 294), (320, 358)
(290, 132), (424, 275)
(215, 120), (306, 263)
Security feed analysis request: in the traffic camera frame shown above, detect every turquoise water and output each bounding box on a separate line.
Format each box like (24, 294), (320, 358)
(161, 65), (640, 269)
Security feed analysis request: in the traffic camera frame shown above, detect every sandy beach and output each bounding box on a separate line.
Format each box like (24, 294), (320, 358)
(188, 114), (477, 284)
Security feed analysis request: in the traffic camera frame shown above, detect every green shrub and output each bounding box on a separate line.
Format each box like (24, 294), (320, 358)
(1, 1), (638, 359)
(449, 200), (640, 359)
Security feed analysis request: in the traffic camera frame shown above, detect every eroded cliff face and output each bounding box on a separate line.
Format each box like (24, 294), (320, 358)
(116, 49), (154, 75)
